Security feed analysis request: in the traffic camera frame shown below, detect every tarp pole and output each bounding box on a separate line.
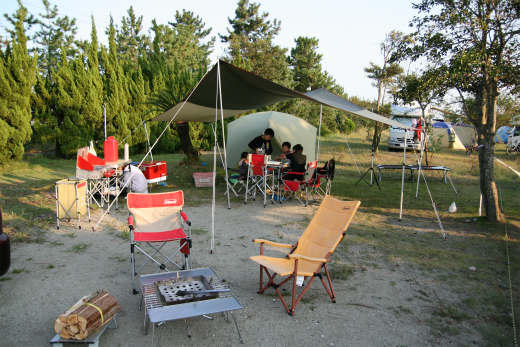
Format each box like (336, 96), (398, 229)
(317, 105), (323, 162)
(210, 123), (225, 168)
(217, 62), (231, 210)
(143, 122), (153, 162)
(399, 130), (408, 221)
(210, 63), (223, 253)
(416, 118), (424, 198)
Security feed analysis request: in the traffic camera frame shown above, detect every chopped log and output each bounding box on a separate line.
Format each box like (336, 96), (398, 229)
(54, 319), (67, 334)
(55, 289), (101, 330)
(69, 324), (80, 334)
(80, 304), (120, 339)
(65, 326), (74, 336)
(76, 295), (117, 327)
(59, 329), (70, 339)
(67, 291), (109, 325)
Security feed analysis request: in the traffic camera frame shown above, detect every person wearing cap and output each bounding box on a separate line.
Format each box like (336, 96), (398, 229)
(248, 128), (274, 155)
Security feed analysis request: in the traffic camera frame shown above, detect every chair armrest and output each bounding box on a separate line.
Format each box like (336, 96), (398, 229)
(284, 171), (304, 175)
(128, 215), (134, 230)
(287, 254), (328, 263)
(180, 211), (191, 226)
(253, 239), (293, 248)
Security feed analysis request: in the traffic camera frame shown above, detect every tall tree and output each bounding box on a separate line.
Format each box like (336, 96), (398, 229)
(289, 36), (335, 93)
(395, 0), (520, 223)
(364, 30), (406, 154)
(32, 0), (78, 78)
(222, 0), (290, 86)
(167, 10), (214, 70)
(219, 0), (280, 43)
(0, 1), (38, 163)
(114, 6), (148, 67)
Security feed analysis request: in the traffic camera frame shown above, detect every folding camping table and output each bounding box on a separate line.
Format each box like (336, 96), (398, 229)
(266, 160), (289, 203)
(83, 159), (131, 211)
(377, 164), (451, 184)
(139, 267), (243, 343)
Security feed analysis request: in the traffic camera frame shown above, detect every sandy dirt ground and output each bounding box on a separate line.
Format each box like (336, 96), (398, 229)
(0, 197), (482, 347)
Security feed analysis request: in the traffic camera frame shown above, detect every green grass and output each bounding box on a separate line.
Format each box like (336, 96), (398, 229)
(12, 268), (25, 274)
(69, 243), (89, 253)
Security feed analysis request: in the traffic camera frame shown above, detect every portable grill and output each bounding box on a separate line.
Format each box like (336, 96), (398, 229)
(155, 275), (219, 304)
(139, 268), (242, 342)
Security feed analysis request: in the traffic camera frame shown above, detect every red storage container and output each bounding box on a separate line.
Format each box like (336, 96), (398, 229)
(104, 136), (118, 163)
(138, 161), (167, 183)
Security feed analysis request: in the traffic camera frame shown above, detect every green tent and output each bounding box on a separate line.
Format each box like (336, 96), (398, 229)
(225, 111), (317, 168)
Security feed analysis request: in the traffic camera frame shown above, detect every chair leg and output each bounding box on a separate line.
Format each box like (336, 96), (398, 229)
(321, 264), (336, 302)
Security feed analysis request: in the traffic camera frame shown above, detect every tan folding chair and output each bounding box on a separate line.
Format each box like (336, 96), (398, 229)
(250, 196), (360, 315)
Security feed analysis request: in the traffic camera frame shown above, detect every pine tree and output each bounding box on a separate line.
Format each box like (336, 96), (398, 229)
(115, 6), (149, 67)
(0, 2), (38, 163)
(32, 0), (78, 79)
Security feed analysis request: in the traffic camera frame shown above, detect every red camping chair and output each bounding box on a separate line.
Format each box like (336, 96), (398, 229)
(280, 161), (317, 207)
(245, 154), (274, 207)
(127, 191), (192, 294)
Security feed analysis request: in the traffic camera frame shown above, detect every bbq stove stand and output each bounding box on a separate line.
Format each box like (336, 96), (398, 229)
(354, 146), (381, 190)
(139, 267), (243, 345)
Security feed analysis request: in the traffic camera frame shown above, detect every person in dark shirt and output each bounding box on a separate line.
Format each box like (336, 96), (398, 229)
(248, 128), (274, 155)
(281, 144), (306, 181)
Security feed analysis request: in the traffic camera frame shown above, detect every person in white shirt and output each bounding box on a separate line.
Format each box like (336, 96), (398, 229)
(121, 165), (148, 193)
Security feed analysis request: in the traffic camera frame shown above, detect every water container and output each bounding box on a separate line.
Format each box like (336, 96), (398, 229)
(0, 207), (11, 277)
(124, 143), (129, 161)
(104, 136), (118, 163)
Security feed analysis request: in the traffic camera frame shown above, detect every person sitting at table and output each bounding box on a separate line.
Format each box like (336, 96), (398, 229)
(280, 144), (306, 181)
(121, 164), (148, 194)
(238, 152), (249, 178)
(275, 142), (292, 160)
(248, 128), (274, 155)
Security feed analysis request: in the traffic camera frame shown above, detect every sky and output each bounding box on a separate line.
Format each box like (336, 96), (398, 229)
(2, 0), (420, 101)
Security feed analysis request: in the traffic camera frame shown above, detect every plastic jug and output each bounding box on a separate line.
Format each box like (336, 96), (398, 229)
(104, 136), (118, 163)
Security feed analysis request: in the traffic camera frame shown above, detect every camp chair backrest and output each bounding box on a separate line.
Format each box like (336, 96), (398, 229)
(303, 161), (318, 183)
(250, 154), (267, 176)
(127, 191), (184, 234)
(328, 159), (336, 181)
(294, 196), (359, 260)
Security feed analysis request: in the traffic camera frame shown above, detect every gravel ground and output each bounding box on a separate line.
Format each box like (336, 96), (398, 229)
(0, 197), (480, 347)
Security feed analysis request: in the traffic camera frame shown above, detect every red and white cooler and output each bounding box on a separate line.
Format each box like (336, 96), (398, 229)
(138, 161), (167, 184)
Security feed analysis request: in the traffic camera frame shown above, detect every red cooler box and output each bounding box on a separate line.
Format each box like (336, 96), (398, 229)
(138, 161), (167, 183)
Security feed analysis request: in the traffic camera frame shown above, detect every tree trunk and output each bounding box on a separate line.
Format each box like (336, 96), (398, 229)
(371, 121), (382, 155)
(176, 121), (198, 159)
(476, 77), (504, 223)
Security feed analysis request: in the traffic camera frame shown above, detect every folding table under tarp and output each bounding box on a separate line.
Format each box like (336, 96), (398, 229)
(377, 164), (451, 184)
(139, 267), (243, 343)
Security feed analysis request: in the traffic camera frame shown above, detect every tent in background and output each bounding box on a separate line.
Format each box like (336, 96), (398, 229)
(431, 122), (465, 149)
(225, 111), (317, 167)
(496, 126), (511, 144)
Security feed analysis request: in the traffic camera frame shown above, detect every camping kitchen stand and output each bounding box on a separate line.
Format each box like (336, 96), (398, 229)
(139, 267), (243, 343)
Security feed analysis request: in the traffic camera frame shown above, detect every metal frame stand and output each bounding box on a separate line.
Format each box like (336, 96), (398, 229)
(354, 147), (380, 190)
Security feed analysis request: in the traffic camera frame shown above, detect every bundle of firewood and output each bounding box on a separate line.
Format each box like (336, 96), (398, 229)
(53, 289), (121, 340)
